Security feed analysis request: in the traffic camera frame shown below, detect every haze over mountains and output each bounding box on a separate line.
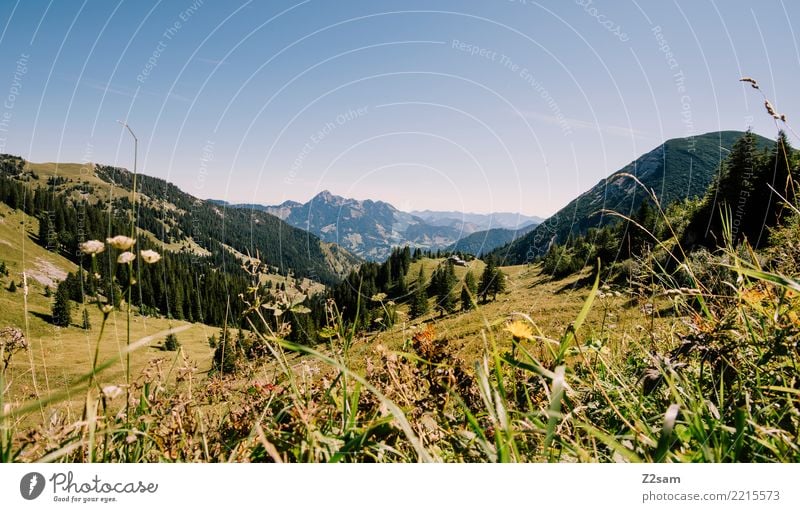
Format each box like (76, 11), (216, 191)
(216, 192), (541, 261)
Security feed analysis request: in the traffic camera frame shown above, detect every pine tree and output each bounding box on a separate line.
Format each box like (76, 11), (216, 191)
(410, 268), (429, 319)
(461, 270), (477, 311)
(490, 266), (507, 300)
(685, 131), (761, 247)
(213, 327), (239, 374)
(81, 308), (91, 330)
(478, 257), (496, 302)
(7, 280), (15, 293)
(479, 257), (506, 302)
(434, 262), (457, 316)
(52, 281), (72, 327)
(396, 272), (408, 298)
(750, 131), (794, 246)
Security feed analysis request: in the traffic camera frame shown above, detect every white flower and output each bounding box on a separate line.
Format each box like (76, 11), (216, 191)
(117, 251), (136, 264)
(140, 249), (161, 264)
(102, 385), (123, 400)
(80, 240), (105, 255)
(106, 235), (136, 250)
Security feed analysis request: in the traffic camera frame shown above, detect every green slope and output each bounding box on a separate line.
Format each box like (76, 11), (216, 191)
(447, 224), (537, 256)
(493, 130), (772, 264)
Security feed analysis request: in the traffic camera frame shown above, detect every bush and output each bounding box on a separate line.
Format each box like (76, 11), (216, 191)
(163, 333), (180, 351)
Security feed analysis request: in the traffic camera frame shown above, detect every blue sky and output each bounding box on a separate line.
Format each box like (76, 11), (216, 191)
(0, 0), (798, 216)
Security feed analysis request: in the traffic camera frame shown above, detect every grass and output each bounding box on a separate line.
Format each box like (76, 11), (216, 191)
(0, 191), (798, 462)
(0, 200), (215, 430)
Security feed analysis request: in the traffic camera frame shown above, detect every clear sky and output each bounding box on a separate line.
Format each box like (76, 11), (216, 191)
(0, 0), (798, 216)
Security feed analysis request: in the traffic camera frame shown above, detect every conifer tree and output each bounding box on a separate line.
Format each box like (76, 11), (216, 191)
(434, 262), (457, 316)
(749, 131), (794, 246)
(52, 281), (72, 327)
(461, 270), (477, 311)
(410, 268), (429, 319)
(478, 257), (496, 303)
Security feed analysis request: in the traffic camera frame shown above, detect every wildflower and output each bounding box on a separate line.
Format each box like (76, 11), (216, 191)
(101, 304), (114, 314)
(102, 385), (123, 400)
(505, 319), (534, 341)
(140, 249), (161, 264)
(106, 235), (136, 250)
(117, 251), (136, 264)
(80, 240), (105, 256)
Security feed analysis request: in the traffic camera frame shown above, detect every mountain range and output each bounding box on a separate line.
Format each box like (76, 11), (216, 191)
(490, 130), (773, 264)
(216, 194), (540, 261)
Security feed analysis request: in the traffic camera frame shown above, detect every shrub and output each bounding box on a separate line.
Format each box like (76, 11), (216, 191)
(163, 333), (180, 351)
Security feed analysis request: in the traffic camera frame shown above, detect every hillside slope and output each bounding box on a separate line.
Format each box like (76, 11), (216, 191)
(447, 224), (538, 256)
(16, 160), (360, 285)
(493, 131), (772, 264)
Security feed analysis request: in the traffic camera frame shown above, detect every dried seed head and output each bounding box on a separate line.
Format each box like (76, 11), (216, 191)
(140, 249), (161, 264)
(117, 251), (136, 264)
(106, 235), (136, 250)
(80, 240), (105, 256)
(739, 77), (759, 89)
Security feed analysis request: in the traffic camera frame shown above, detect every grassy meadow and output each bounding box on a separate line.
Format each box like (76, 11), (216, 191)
(1, 161), (799, 463)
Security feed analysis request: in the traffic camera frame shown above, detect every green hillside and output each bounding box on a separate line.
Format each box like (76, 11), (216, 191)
(494, 131), (772, 264)
(448, 224), (537, 256)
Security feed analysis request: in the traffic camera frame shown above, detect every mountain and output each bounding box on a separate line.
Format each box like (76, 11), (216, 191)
(226, 193), (540, 261)
(448, 223), (538, 256)
(491, 131), (773, 264)
(410, 210), (542, 232)
(262, 191), (462, 260)
(1, 155), (360, 283)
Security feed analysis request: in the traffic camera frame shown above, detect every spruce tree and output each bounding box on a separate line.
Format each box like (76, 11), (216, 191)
(410, 268), (429, 319)
(750, 131), (794, 246)
(396, 272), (408, 298)
(52, 281), (72, 327)
(435, 262), (457, 316)
(461, 270), (477, 311)
(81, 308), (91, 330)
(490, 266), (507, 300)
(479, 257), (496, 303)
(685, 131), (760, 247)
